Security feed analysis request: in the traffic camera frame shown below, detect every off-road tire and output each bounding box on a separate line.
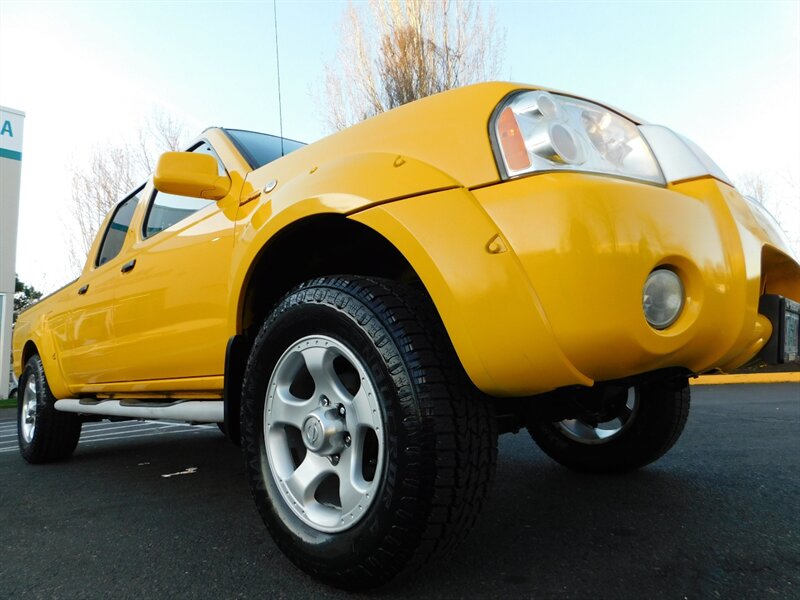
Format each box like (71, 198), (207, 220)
(528, 379), (690, 473)
(240, 276), (497, 589)
(18, 355), (82, 463)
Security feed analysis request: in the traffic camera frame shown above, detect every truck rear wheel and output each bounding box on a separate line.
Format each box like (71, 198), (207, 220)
(18, 355), (82, 464)
(240, 276), (497, 589)
(527, 379), (690, 473)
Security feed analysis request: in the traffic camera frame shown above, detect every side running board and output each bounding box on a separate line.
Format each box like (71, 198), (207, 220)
(54, 399), (224, 423)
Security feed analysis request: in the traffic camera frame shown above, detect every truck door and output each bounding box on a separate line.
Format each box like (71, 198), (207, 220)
(59, 189), (141, 386)
(104, 142), (237, 384)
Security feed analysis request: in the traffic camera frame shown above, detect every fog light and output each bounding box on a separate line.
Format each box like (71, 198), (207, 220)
(643, 269), (684, 329)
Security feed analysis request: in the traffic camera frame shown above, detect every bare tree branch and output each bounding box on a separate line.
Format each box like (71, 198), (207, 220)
(736, 173), (770, 206)
(67, 112), (187, 275)
(322, 0), (504, 131)
(736, 170), (800, 258)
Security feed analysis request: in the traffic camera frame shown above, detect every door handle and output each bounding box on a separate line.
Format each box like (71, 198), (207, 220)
(121, 259), (136, 274)
(78, 284), (89, 295)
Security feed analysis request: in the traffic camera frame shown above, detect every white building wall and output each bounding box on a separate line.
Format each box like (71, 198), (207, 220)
(1, 106), (25, 397)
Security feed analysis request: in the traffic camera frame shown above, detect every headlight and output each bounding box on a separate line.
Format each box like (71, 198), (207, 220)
(492, 90), (665, 185)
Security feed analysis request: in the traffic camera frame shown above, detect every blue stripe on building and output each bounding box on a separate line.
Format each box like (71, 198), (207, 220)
(0, 148), (22, 161)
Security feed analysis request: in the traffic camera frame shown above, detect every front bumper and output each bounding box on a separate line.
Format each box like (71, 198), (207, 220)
(353, 173), (800, 397)
(474, 173), (800, 384)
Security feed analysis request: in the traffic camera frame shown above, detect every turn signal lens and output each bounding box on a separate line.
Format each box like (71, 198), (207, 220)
(496, 107), (531, 171)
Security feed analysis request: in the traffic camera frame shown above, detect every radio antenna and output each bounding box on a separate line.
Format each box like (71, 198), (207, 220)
(273, 0), (285, 155)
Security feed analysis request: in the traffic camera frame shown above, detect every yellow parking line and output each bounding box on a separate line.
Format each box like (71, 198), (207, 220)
(692, 372), (800, 385)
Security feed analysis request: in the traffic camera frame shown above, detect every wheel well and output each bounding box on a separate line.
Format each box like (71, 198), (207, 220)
(239, 214), (418, 336)
(224, 215), (419, 446)
(761, 244), (800, 300)
(21, 341), (39, 369)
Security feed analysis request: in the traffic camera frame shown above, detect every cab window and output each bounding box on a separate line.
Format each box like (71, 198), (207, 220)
(223, 128), (304, 169)
(95, 189), (141, 267)
(142, 142), (225, 239)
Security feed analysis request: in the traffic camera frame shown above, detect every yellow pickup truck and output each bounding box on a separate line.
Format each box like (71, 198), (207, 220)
(13, 82), (800, 589)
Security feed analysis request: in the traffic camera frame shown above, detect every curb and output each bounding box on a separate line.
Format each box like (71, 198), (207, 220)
(692, 372), (800, 385)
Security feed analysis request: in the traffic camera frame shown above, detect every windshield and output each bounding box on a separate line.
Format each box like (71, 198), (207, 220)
(223, 129), (305, 169)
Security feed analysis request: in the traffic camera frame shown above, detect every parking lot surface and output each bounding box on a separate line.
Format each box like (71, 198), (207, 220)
(0, 383), (797, 599)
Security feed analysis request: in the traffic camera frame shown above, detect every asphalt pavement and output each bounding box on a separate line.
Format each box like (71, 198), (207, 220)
(0, 383), (797, 600)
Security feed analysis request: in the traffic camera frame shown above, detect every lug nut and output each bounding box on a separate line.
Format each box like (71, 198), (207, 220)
(321, 396), (330, 406)
(338, 405), (346, 417)
(344, 434), (351, 447)
(330, 454), (340, 465)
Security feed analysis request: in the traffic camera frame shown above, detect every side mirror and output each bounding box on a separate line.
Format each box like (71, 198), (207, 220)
(154, 152), (231, 200)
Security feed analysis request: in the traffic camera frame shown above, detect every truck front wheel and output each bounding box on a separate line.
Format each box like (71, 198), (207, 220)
(240, 276), (497, 589)
(527, 379), (690, 473)
(17, 355), (82, 464)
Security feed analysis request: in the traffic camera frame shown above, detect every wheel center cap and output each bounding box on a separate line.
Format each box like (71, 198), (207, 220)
(303, 415), (325, 452)
(301, 409), (346, 455)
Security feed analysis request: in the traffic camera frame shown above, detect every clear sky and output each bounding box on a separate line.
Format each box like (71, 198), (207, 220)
(1, 0), (798, 292)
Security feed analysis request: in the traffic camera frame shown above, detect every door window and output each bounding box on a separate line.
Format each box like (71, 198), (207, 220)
(95, 190), (141, 266)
